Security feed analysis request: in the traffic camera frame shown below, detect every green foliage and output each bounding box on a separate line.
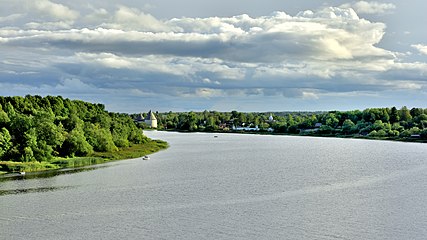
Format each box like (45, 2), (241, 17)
(0, 110), (10, 128)
(152, 106), (427, 142)
(90, 140), (168, 160)
(0, 161), (59, 172)
(0, 128), (12, 158)
(90, 126), (118, 152)
(51, 157), (107, 168)
(62, 127), (93, 157)
(0, 95), (154, 167)
(342, 119), (355, 134)
(399, 106), (412, 122)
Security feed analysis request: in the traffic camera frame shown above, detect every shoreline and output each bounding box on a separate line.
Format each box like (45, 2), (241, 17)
(158, 129), (427, 144)
(0, 139), (168, 176)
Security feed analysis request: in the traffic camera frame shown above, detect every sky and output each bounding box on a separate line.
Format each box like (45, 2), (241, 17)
(0, 0), (426, 113)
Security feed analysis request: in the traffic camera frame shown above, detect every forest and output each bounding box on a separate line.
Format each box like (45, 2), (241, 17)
(0, 95), (166, 173)
(141, 107), (427, 141)
(2, 95), (426, 173)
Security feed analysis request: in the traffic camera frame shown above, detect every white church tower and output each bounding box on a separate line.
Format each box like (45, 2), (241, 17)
(144, 110), (158, 128)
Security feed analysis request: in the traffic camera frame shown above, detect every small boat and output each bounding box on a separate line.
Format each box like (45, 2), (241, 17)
(142, 156), (150, 160)
(214, 135), (218, 138)
(19, 172), (26, 175)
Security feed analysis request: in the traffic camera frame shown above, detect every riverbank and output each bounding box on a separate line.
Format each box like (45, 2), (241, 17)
(0, 139), (168, 174)
(160, 129), (427, 143)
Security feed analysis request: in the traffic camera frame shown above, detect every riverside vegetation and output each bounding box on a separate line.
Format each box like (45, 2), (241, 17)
(141, 108), (427, 142)
(0, 95), (167, 174)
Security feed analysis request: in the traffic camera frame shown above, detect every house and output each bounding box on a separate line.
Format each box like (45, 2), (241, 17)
(232, 125), (259, 131)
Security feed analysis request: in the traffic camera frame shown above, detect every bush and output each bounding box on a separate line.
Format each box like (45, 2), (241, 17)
(376, 129), (387, 137)
(400, 130), (411, 138)
(368, 130), (377, 137)
(114, 138), (129, 148)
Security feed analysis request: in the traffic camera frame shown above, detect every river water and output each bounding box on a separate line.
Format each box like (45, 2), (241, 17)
(1, 131), (427, 239)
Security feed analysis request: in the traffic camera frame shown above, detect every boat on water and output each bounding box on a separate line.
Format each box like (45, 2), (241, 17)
(19, 172), (26, 175)
(142, 156), (150, 160)
(214, 135), (218, 138)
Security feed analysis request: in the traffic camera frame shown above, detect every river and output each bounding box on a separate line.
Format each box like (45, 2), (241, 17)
(1, 131), (427, 239)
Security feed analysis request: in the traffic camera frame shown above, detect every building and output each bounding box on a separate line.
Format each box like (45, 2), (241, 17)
(135, 110), (157, 128)
(144, 110), (158, 128)
(232, 125), (259, 131)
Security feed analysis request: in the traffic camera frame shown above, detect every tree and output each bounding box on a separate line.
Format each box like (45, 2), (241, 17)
(325, 113), (339, 127)
(62, 127), (93, 157)
(399, 106), (412, 122)
(0, 128), (12, 159)
(381, 109), (390, 122)
(34, 110), (65, 148)
(390, 107), (399, 123)
(0, 95), (154, 163)
(4, 102), (16, 116)
(342, 119), (355, 134)
(237, 112), (247, 126)
(0, 109), (10, 128)
(260, 122), (270, 130)
(187, 112), (198, 131)
(206, 116), (217, 131)
(84, 123), (118, 152)
(372, 120), (385, 131)
(410, 108), (423, 118)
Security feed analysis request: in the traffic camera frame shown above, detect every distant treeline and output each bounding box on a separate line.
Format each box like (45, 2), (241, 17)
(0, 95), (148, 163)
(144, 108), (427, 140)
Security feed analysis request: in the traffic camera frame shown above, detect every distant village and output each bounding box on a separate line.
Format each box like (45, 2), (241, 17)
(134, 110), (275, 132)
(133, 107), (427, 141)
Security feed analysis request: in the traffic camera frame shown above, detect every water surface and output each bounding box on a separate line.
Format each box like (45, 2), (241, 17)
(1, 132), (427, 239)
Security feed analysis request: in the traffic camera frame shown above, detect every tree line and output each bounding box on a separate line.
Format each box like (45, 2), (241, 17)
(0, 95), (148, 163)
(143, 107), (427, 140)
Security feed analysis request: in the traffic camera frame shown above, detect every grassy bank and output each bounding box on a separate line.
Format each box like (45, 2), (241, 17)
(0, 139), (168, 174)
(0, 161), (59, 173)
(90, 139), (168, 160)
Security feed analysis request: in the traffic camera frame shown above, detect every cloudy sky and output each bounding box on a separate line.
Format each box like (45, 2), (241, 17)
(1, 0), (426, 113)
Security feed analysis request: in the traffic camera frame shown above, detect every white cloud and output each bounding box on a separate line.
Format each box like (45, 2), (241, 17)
(194, 88), (224, 98)
(31, 0), (79, 21)
(202, 78), (221, 85)
(25, 21), (73, 30)
(340, 1), (396, 15)
(84, 8), (109, 25)
(412, 44), (427, 55)
(73, 52), (245, 81)
(1, 7), (393, 64)
(1, 3), (426, 112)
(0, 14), (22, 22)
(103, 6), (176, 32)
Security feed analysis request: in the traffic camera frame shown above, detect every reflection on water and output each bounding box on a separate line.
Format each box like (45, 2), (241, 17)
(0, 186), (75, 196)
(0, 165), (110, 182)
